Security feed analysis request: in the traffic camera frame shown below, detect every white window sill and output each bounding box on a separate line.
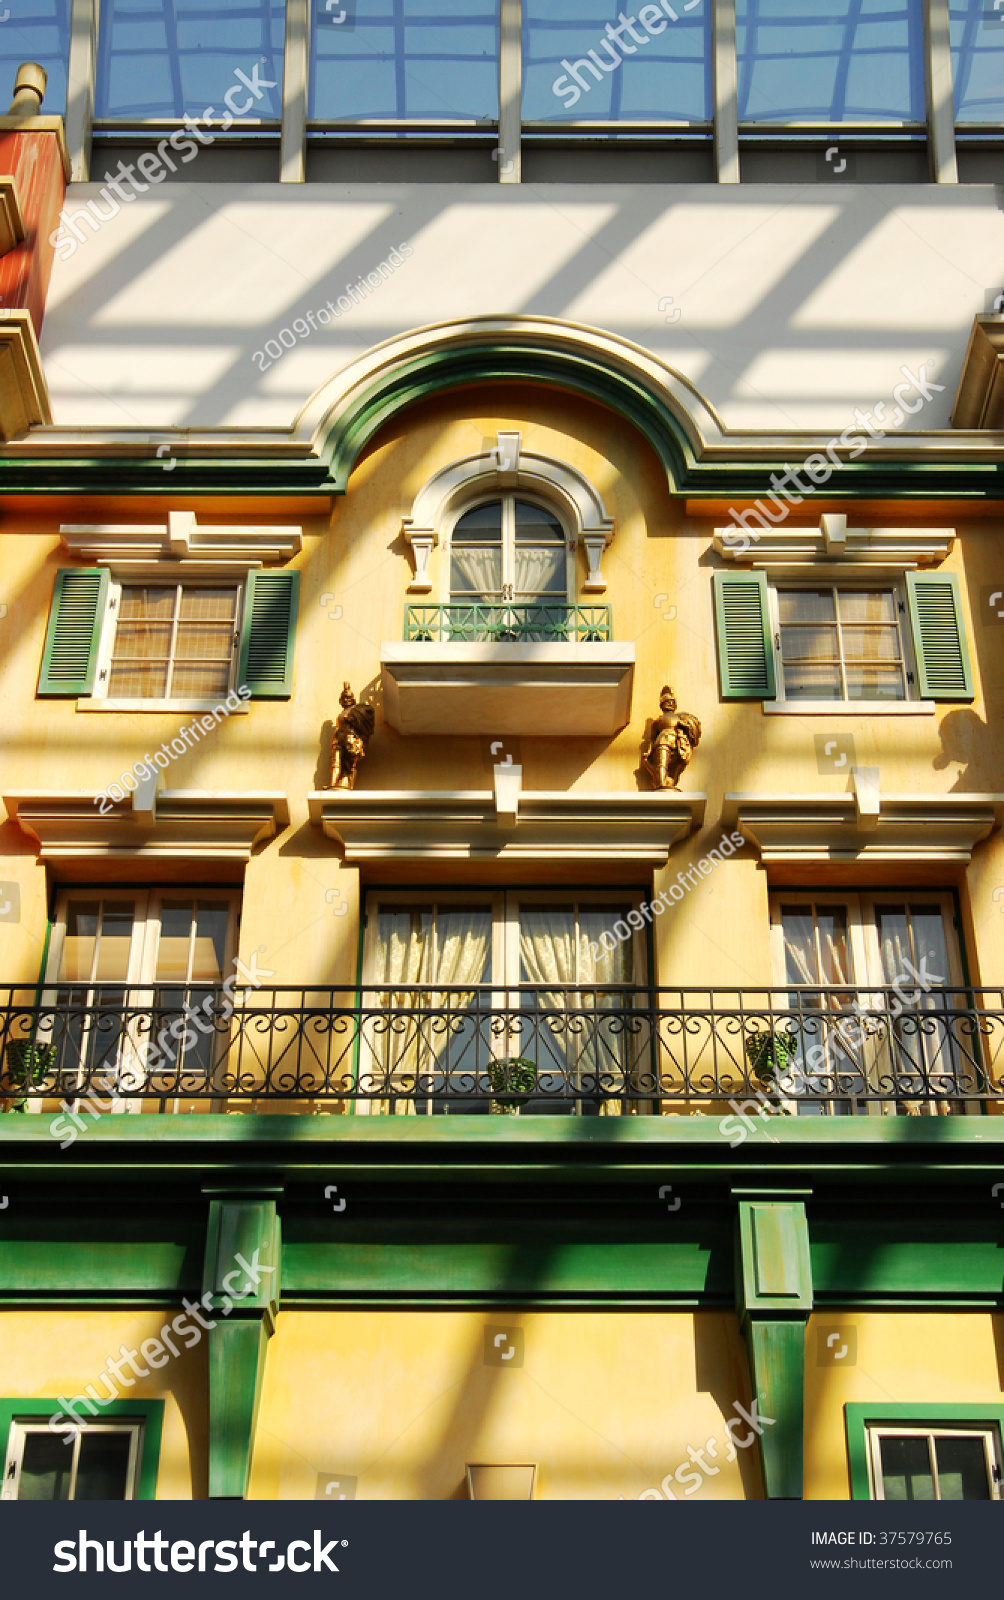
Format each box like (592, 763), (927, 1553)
(762, 700), (934, 716)
(76, 698), (250, 714)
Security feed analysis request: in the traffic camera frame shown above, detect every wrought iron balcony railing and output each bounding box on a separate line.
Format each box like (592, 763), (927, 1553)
(403, 603), (613, 643)
(1, 984), (1001, 1117)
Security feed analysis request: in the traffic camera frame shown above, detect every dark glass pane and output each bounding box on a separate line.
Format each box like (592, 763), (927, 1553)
(0, 0), (71, 114)
(737, 0), (925, 123)
(96, 0), (285, 120)
(17, 1430), (73, 1500)
(935, 1435), (991, 1501)
(951, 2), (1004, 122)
(310, 0), (498, 121)
(453, 502), (503, 542)
(74, 1431), (133, 1500)
(879, 1435), (934, 1500)
(523, 0), (711, 122)
(514, 501), (564, 543)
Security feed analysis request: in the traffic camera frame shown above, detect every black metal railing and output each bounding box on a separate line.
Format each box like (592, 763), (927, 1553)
(404, 603), (612, 643)
(1, 984), (1000, 1117)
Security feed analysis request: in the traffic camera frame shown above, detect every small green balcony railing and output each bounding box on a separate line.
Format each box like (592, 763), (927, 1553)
(404, 603), (612, 643)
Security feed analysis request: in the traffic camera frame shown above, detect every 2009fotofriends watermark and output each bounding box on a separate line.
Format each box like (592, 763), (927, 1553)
(588, 831), (744, 960)
(93, 685), (250, 814)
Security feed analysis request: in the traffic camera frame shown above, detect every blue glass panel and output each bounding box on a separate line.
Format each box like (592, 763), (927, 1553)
(0, 0), (70, 115)
(310, 0), (498, 120)
(951, 2), (1004, 123)
(737, 0), (925, 123)
(96, 0), (285, 120)
(523, 0), (710, 122)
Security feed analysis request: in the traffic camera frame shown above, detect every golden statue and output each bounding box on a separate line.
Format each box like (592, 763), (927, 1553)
(327, 683), (375, 790)
(643, 685), (701, 790)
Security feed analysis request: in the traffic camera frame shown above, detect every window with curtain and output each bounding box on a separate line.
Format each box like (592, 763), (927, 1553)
(0, 0), (70, 115)
(736, 0), (925, 123)
(309, 0), (498, 121)
(771, 892), (964, 1116)
(108, 583), (239, 701)
(360, 893), (647, 1115)
(95, 0), (285, 120)
(522, 0), (711, 123)
(449, 498), (569, 604)
(950, 1), (1004, 123)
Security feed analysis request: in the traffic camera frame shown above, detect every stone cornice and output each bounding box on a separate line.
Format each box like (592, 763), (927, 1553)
(4, 789), (289, 861)
(0, 308), (51, 441)
(60, 509), (302, 569)
(723, 786), (1004, 863)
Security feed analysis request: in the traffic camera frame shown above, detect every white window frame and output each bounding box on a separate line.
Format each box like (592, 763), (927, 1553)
(85, 574), (247, 713)
(766, 577), (921, 712)
(867, 1424), (1001, 1502)
(443, 494), (575, 607)
(2, 1420), (143, 1501)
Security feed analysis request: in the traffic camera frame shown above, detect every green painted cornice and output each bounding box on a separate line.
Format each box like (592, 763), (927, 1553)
(4, 318), (1002, 499)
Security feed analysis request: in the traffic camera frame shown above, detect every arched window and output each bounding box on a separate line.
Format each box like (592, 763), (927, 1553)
(449, 497), (570, 605)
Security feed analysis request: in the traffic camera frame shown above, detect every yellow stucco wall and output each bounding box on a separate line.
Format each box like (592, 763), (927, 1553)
(248, 1307), (761, 1501)
(803, 1311), (1004, 1500)
(0, 1309), (208, 1498)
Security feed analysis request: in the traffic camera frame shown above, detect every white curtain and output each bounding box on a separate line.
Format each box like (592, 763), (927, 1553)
(449, 548), (501, 601)
(359, 907), (490, 1114)
(518, 909), (634, 1113)
(513, 546), (564, 599)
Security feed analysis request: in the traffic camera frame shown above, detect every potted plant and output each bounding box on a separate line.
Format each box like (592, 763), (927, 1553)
(744, 1027), (798, 1087)
(4, 1038), (57, 1112)
(487, 1056), (537, 1115)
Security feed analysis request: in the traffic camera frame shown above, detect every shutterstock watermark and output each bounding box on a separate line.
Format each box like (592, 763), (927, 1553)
(44, 1243), (275, 1450)
(93, 685), (250, 815)
(720, 363), (946, 557)
(553, 1), (702, 110)
(48, 950), (273, 1148)
(252, 243), (413, 372)
(718, 956), (944, 1148)
(627, 1399), (775, 1500)
(53, 1530), (344, 1575)
(49, 62), (279, 261)
(587, 832), (744, 962)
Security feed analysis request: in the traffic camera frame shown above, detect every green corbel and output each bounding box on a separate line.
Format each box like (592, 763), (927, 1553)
(734, 1192), (812, 1501)
(202, 1194), (281, 1500)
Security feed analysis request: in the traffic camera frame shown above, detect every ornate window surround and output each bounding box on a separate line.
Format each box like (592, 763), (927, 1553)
(402, 431), (615, 595)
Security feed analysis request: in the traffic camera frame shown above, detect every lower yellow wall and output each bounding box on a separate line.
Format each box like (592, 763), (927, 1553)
(803, 1311), (1004, 1500)
(0, 1309), (207, 1499)
(248, 1309), (760, 1501)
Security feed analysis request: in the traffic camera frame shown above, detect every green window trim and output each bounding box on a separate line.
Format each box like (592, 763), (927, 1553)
(0, 1398), (164, 1501)
(37, 567), (109, 697)
(237, 569), (300, 699)
(905, 570), (974, 702)
(713, 570), (776, 700)
(845, 1403), (1004, 1501)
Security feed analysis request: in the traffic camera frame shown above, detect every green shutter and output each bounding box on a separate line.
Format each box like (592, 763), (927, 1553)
(37, 567), (109, 696)
(713, 570), (776, 699)
(905, 570), (974, 701)
(237, 570), (300, 699)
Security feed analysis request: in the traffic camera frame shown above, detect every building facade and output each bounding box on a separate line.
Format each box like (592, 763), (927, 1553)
(1, 0), (1004, 1505)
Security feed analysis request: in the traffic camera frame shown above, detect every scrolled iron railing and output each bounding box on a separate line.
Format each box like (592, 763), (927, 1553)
(403, 603), (613, 643)
(0, 984), (999, 1117)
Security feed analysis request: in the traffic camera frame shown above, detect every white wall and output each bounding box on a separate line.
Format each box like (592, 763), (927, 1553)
(40, 181), (1004, 433)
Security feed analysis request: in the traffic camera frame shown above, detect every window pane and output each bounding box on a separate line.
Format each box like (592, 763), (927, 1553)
(453, 502), (503, 542)
(17, 1430), (73, 1500)
(96, 0), (285, 120)
(60, 902), (101, 982)
(951, 3), (1004, 123)
(935, 1435), (991, 1501)
(782, 662), (843, 699)
(192, 902), (230, 982)
(523, 0), (712, 123)
(778, 589), (836, 623)
(94, 904), (137, 981)
(310, 0), (498, 121)
(514, 501), (564, 543)
(737, 0), (925, 123)
(0, 1), (71, 115)
(878, 1435), (935, 1500)
(815, 908), (850, 984)
(74, 1430), (133, 1500)
(578, 907), (634, 984)
(513, 546), (566, 596)
(781, 908), (819, 984)
(845, 666), (905, 701)
(156, 899), (195, 981)
(451, 547), (502, 596)
(838, 590), (896, 622)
